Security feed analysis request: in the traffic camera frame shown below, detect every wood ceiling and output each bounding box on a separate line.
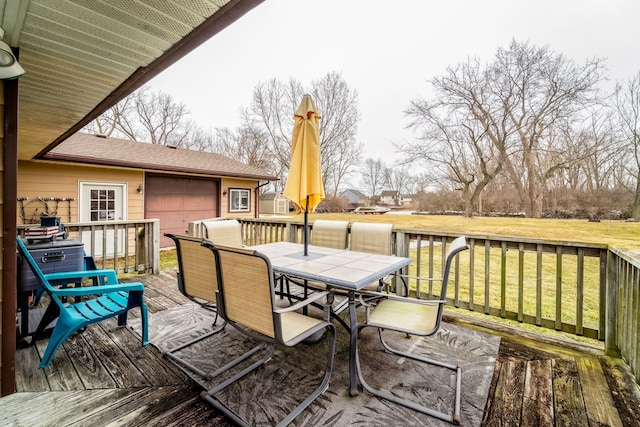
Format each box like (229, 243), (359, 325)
(0, 0), (264, 160)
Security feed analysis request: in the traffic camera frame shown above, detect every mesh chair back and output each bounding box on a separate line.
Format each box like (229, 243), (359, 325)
(202, 219), (243, 247)
(311, 219), (349, 249)
(350, 222), (394, 255)
(168, 234), (218, 302)
(437, 236), (468, 307)
(214, 245), (276, 338)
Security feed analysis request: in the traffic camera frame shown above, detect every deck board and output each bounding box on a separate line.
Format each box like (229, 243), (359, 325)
(576, 357), (624, 427)
(83, 324), (152, 388)
(6, 271), (640, 426)
(64, 332), (118, 389)
(522, 359), (554, 427)
(485, 357), (527, 426)
(552, 358), (589, 427)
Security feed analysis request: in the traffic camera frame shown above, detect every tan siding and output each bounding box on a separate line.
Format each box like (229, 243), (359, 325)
(221, 178), (260, 218)
(0, 82), (4, 392)
(17, 161), (144, 225)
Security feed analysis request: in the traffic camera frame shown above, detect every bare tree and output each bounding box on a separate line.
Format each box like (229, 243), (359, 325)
(361, 158), (388, 204)
(403, 40), (606, 218)
(213, 119), (282, 191)
(491, 41), (605, 217)
(83, 86), (196, 147)
(386, 167), (414, 205)
(245, 72), (362, 197)
(402, 94), (504, 216)
(310, 72), (363, 196)
(613, 71), (640, 219)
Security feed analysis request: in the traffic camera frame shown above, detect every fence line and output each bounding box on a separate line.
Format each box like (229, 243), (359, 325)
(18, 219), (160, 274)
(194, 216), (639, 384)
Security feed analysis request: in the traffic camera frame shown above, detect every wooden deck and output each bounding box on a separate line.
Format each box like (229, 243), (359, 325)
(4, 271), (640, 427)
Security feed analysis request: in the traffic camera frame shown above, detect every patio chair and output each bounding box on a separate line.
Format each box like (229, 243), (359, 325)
(199, 241), (337, 427)
(349, 222), (404, 294)
(16, 237), (148, 368)
(283, 219), (350, 301)
(350, 221), (394, 256)
(355, 235), (468, 425)
(201, 219), (243, 247)
(310, 219), (349, 249)
(163, 233), (226, 379)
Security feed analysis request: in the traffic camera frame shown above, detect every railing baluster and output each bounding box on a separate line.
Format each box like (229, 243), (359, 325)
(599, 250), (607, 340)
(536, 244), (542, 326)
(556, 246), (563, 331)
(469, 239), (475, 312)
(484, 239), (491, 316)
(501, 241), (507, 318)
(576, 248), (584, 335)
(518, 243), (524, 323)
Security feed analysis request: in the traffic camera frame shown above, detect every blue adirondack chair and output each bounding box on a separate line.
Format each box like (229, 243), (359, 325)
(16, 237), (149, 368)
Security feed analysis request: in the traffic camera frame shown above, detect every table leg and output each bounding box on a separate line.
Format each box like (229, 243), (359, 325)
(348, 291), (359, 396)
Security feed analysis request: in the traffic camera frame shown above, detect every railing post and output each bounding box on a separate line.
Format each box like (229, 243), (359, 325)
(151, 219), (160, 274)
(605, 249), (619, 357)
(286, 222), (296, 243)
(395, 230), (408, 258)
(394, 230), (409, 295)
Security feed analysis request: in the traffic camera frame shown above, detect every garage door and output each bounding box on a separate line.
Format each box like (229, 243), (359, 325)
(145, 174), (220, 247)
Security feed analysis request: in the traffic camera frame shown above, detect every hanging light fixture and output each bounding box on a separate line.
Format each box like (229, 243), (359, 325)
(0, 39), (24, 80)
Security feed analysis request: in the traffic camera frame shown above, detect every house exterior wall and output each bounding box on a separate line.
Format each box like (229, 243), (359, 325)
(17, 161), (144, 225)
(1, 82), (5, 394)
(221, 177), (260, 218)
(17, 162), (261, 226)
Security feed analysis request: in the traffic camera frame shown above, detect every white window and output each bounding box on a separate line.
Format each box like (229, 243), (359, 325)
(229, 188), (250, 212)
(79, 182), (127, 256)
(90, 188), (117, 221)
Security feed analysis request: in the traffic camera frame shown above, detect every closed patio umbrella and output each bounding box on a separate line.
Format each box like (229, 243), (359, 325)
(283, 94), (325, 255)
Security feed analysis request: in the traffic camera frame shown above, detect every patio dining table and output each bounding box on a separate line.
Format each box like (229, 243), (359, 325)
(248, 241), (412, 396)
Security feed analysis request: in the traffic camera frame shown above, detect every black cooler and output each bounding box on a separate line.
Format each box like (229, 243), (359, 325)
(17, 237), (85, 339)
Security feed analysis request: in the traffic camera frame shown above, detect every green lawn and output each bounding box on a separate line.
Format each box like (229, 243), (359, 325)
(300, 212), (640, 246)
(160, 214), (640, 344)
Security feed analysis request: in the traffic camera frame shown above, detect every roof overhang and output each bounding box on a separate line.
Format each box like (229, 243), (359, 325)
(0, 0), (264, 161)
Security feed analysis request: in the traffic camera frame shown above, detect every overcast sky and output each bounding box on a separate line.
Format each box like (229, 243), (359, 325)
(148, 0), (640, 164)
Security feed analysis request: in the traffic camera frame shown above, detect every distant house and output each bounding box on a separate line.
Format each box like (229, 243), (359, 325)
(400, 193), (415, 206)
(379, 190), (401, 206)
(339, 189), (370, 209)
(19, 132), (278, 248)
(260, 192), (289, 215)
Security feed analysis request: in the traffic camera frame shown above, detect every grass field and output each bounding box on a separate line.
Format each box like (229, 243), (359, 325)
(298, 212), (640, 247)
(161, 213), (640, 344)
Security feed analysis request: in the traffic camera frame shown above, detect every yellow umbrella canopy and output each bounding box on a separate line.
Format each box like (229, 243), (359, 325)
(283, 94), (325, 213)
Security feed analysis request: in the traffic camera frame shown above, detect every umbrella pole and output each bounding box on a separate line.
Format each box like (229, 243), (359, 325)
(303, 195), (309, 256)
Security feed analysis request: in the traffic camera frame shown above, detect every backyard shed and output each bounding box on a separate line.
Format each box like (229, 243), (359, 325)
(260, 191), (289, 215)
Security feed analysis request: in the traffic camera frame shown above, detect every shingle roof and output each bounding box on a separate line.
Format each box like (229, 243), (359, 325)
(340, 189), (369, 199)
(44, 133), (278, 181)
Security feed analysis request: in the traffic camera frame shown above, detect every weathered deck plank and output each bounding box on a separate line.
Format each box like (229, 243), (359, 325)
(6, 272), (640, 427)
(15, 344), (48, 391)
(484, 357), (527, 426)
(80, 324), (151, 388)
(576, 357), (624, 427)
(522, 359), (553, 427)
(35, 339), (85, 391)
(552, 358), (589, 427)
(600, 356), (640, 427)
(98, 318), (190, 386)
(63, 332), (118, 389)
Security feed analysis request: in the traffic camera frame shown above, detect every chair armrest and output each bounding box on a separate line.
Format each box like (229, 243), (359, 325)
(396, 273), (442, 282)
(275, 291), (330, 314)
(358, 290), (445, 306)
(47, 282), (145, 298)
(44, 269), (119, 284)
